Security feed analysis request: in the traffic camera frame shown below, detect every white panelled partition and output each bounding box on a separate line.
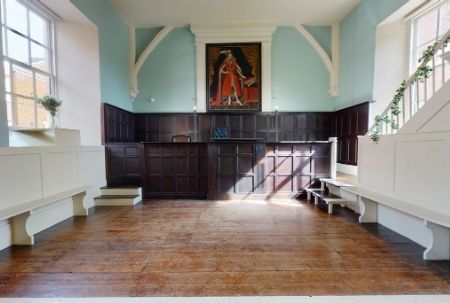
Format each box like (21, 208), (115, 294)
(0, 146), (106, 250)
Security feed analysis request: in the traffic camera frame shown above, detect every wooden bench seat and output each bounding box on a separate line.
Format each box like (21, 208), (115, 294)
(0, 186), (89, 245)
(341, 186), (450, 260)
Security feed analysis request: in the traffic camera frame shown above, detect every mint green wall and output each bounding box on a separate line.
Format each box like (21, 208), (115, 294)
(272, 27), (334, 111)
(70, 0), (132, 111)
(305, 26), (332, 58)
(335, 0), (408, 109)
(135, 28), (161, 58)
(133, 27), (196, 113)
(133, 26), (334, 113)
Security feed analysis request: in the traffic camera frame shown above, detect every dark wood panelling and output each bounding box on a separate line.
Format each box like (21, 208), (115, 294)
(102, 104), (337, 145)
(106, 143), (144, 186)
(111, 107), (332, 143)
(143, 143), (208, 199)
(106, 142), (332, 198)
(208, 142), (264, 196)
(264, 143), (330, 195)
(102, 103), (135, 143)
(332, 102), (369, 166)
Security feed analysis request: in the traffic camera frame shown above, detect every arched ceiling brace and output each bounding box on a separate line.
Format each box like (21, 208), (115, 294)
(129, 25), (174, 98)
(295, 24), (340, 97)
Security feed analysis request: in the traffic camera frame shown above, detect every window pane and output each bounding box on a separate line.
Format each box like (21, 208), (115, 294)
(2, 28), (6, 56)
(35, 73), (49, 98)
(31, 42), (49, 72)
(439, 2), (450, 36)
(36, 103), (47, 128)
(416, 9), (438, 46)
(14, 96), (36, 128)
(6, 94), (13, 127)
(5, 0), (28, 35)
(29, 11), (48, 45)
(12, 64), (33, 97)
(1, 0), (5, 23)
(7, 29), (29, 64)
(3, 61), (11, 92)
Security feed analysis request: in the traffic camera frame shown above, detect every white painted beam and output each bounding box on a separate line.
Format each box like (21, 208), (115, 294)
(129, 26), (173, 98)
(128, 26), (138, 98)
(330, 23), (340, 97)
(295, 24), (340, 97)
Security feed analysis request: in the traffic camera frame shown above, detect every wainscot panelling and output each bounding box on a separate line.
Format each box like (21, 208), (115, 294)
(104, 103), (333, 144)
(332, 102), (369, 165)
(102, 103), (135, 143)
(143, 143), (208, 199)
(105, 143), (144, 186)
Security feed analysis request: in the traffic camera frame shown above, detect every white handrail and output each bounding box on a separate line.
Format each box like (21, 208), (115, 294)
(369, 29), (450, 134)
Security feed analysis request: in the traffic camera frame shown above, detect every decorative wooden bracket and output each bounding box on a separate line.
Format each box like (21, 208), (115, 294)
(423, 220), (450, 260)
(295, 24), (340, 97)
(129, 26), (174, 98)
(358, 196), (378, 223)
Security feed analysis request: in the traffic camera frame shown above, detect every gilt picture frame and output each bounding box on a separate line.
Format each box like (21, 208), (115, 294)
(206, 43), (262, 112)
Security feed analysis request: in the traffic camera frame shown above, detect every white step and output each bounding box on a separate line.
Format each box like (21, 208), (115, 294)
(100, 187), (142, 196)
(94, 195), (141, 206)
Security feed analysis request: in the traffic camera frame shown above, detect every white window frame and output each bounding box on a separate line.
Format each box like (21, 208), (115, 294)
(410, 0), (450, 73)
(1, 0), (57, 128)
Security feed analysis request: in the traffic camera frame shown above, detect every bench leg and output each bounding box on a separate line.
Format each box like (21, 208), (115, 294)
(306, 191), (311, 201)
(358, 196), (378, 223)
(10, 212), (34, 245)
(328, 203), (333, 214)
(423, 220), (450, 260)
(314, 195), (319, 205)
(72, 192), (89, 216)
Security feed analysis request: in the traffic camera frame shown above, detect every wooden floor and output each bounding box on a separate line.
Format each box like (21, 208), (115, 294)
(0, 199), (450, 297)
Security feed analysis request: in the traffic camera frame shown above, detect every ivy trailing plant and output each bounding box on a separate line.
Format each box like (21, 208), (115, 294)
(370, 34), (450, 143)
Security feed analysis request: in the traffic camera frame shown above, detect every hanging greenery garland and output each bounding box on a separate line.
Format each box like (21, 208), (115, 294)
(370, 35), (450, 142)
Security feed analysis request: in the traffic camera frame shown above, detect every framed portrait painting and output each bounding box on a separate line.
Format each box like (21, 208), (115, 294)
(206, 43), (262, 112)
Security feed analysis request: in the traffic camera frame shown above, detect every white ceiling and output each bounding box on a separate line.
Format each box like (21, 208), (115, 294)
(109, 0), (360, 28)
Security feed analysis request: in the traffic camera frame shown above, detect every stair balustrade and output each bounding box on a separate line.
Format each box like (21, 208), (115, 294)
(370, 29), (450, 141)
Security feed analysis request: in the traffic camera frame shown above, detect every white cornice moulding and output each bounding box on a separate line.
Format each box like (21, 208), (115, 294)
(191, 23), (277, 112)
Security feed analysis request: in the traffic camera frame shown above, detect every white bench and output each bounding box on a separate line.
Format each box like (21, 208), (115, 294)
(341, 186), (450, 260)
(0, 186), (89, 245)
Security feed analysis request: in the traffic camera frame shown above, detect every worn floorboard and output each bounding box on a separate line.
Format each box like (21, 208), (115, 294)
(0, 199), (449, 297)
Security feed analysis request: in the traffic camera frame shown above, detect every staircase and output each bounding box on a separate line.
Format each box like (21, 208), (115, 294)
(369, 29), (450, 139)
(355, 29), (450, 257)
(94, 186), (142, 206)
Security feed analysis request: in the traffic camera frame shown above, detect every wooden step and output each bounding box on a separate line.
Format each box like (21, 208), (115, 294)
(100, 187), (142, 196)
(94, 195), (141, 206)
(305, 188), (352, 214)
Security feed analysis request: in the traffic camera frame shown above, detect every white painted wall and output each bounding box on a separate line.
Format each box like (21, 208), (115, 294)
(372, 20), (410, 124)
(400, 81), (450, 133)
(42, 0), (102, 146)
(358, 130), (450, 247)
(0, 145), (106, 250)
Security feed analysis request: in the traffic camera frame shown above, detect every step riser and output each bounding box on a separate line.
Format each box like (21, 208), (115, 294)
(100, 188), (142, 196)
(95, 198), (141, 206)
